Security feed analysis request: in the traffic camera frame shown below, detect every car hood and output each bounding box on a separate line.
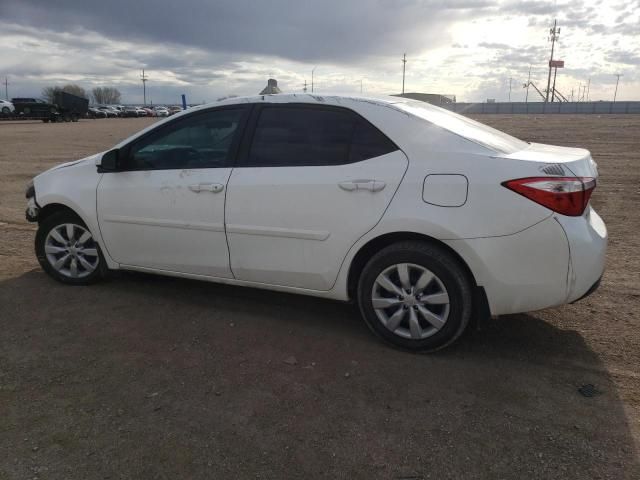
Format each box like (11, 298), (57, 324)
(37, 153), (101, 176)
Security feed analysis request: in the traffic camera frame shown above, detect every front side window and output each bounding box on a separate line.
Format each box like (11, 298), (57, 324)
(247, 106), (397, 167)
(127, 108), (244, 170)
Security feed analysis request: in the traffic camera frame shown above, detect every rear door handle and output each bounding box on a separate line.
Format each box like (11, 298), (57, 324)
(189, 183), (224, 193)
(338, 180), (386, 192)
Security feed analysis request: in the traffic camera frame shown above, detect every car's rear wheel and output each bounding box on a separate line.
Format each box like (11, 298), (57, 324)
(357, 241), (472, 352)
(1, 107), (9, 114)
(35, 211), (106, 285)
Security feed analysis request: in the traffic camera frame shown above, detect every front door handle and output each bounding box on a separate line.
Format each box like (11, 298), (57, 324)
(338, 180), (386, 192)
(189, 183), (224, 193)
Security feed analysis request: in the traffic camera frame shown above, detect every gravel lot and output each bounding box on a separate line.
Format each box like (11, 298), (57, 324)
(1, 115), (638, 479)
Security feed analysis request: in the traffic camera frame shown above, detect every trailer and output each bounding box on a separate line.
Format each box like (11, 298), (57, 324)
(53, 91), (89, 122)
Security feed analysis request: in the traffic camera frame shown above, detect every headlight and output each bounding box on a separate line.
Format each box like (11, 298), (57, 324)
(25, 180), (35, 199)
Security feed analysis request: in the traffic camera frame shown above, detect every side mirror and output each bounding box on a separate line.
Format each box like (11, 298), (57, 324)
(97, 149), (120, 172)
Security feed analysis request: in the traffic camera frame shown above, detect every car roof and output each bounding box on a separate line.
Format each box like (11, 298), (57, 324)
(191, 93), (406, 111)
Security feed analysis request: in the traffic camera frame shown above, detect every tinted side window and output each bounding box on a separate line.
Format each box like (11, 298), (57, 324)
(247, 106), (397, 167)
(349, 119), (398, 162)
(127, 109), (244, 170)
(248, 107), (355, 167)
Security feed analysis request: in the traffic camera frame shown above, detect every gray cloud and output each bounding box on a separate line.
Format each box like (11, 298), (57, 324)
(2, 0), (495, 63)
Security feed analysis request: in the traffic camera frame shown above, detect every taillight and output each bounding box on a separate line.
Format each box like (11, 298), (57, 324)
(502, 176), (596, 216)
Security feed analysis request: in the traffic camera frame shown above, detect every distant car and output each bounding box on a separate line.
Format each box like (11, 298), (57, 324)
(0, 99), (15, 115)
(97, 106), (119, 118)
(134, 107), (147, 117)
(153, 107), (169, 117)
(168, 106), (182, 115)
(122, 107), (139, 118)
(25, 94), (607, 352)
(11, 98), (58, 117)
(88, 107), (107, 119)
(142, 108), (155, 117)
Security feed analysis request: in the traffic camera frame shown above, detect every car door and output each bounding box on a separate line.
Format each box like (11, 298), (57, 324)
(97, 106), (249, 277)
(225, 104), (408, 290)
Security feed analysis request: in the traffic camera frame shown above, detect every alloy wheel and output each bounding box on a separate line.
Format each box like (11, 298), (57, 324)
(44, 223), (99, 279)
(371, 263), (450, 340)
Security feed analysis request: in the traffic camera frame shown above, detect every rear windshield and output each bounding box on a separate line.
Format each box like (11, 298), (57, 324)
(396, 101), (528, 154)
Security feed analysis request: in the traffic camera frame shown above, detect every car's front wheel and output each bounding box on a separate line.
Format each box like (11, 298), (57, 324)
(357, 241), (472, 352)
(35, 211), (106, 285)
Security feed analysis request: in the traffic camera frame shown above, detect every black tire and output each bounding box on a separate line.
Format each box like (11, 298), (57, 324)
(35, 210), (107, 285)
(357, 241), (472, 352)
(1, 107), (9, 114)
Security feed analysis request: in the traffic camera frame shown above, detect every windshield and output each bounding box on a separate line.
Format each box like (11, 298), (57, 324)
(396, 101), (528, 154)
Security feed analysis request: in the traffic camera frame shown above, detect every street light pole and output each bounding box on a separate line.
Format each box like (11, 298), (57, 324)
(402, 53), (407, 95)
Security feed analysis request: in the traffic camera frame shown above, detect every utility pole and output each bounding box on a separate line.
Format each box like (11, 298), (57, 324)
(525, 67), (531, 103)
(303, 79), (307, 93)
(551, 65), (558, 102)
(141, 69), (148, 106)
(545, 19), (560, 103)
(509, 77), (513, 102)
(586, 78), (590, 101)
(571, 88), (574, 102)
(401, 53), (407, 95)
(311, 67), (316, 93)
(613, 73), (623, 102)
(360, 79), (363, 94)
(3, 77), (8, 100)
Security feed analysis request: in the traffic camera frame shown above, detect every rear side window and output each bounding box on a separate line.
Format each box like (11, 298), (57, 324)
(246, 106), (397, 167)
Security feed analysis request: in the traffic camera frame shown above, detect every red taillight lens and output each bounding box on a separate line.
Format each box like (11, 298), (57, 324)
(502, 176), (596, 216)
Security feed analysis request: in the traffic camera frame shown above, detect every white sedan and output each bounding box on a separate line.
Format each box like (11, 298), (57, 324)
(0, 99), (15, 114)
(25, 94), (606, 351)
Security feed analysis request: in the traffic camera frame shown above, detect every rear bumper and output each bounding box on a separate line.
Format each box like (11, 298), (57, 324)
(446, 207), (606, 316)
(571, 275), (601, 304)
(556, 206), (607, 303)
(447, 216), (571, 316)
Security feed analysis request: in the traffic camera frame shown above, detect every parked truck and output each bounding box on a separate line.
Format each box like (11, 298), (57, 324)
(7, 91), (88, 123)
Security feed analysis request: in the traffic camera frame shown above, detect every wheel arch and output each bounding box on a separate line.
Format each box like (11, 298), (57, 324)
(346, 231), (490, 321)
(37, 203), (82, 225)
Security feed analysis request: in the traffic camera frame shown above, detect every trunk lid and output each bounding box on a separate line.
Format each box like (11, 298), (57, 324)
(498, 142), (598, 179)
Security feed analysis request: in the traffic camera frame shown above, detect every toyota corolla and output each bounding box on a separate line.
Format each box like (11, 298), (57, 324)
(25, 94), (607, 351)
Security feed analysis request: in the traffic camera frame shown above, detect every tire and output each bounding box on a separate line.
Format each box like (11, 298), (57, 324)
(357, 241), (472, 352)
(35, 211), (107, 285)
(1, 107), (9, 114)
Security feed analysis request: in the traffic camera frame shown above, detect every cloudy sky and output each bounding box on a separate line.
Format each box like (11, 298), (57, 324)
(1, 0), (638, 104)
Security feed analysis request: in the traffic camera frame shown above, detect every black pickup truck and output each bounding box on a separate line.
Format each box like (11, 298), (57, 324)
(10, 92), (89, 122)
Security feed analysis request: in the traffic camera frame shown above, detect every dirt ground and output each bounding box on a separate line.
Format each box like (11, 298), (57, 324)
(0, 115), (638, 479)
